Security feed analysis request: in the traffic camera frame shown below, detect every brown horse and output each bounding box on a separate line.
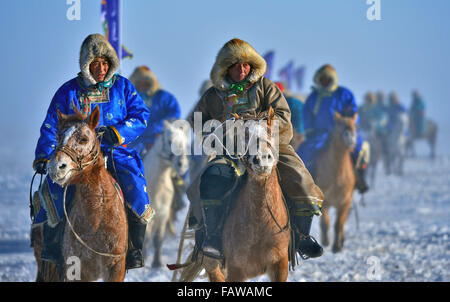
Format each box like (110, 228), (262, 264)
(178, 107), (290, 282)
(316, 112), (357, 253)
(32, 106), (128, 281)
(406, 119), (438, 159)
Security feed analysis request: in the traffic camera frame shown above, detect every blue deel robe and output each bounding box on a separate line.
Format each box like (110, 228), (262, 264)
(297, 86), (363, 174)
(33, 74), (153, 225)
(285, 95), (305, 135)
(128, 89), (181, 154)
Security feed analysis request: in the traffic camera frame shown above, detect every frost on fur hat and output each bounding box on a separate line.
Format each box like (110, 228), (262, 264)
(210, 38), (267, 91)
(79, 34), (119, 86)
(129, 66), (162, 97)
(313, 64), (338, 92)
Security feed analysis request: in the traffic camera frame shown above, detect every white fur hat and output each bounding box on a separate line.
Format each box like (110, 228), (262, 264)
(210, 38), (267, 91)
(79, 34), (119, 86)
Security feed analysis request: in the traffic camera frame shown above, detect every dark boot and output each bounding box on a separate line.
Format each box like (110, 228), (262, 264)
(201, 204), (224, 259)
(126, 212), (147, 270)
(293, 215), (323, 259)
(355, 166), (369, 194)
(40, 221), (63, 264)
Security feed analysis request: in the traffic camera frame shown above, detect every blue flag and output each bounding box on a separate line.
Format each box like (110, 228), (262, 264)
(263, 51), (275, 80)
(101, 0), (133, 60)
(295, 66), (305, 91)
(278, 60), (294, 90)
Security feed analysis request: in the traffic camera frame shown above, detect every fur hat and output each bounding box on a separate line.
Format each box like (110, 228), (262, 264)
(210, 38), (267, 91)
(313, 64), (338, 92)
(79, 34), (119, 86)
(128, 66), (162, 98)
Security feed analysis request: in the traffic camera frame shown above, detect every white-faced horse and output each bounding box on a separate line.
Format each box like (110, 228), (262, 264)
(143, 119), (190, 268)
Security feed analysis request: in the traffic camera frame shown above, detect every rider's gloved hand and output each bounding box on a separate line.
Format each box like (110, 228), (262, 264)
(96, 126), (120, 146)
(33, 161), (48, 175)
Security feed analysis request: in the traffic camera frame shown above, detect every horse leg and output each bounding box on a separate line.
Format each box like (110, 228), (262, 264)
(226, 266), (247, 282)
(320, 206), (330, 247)
(105, 259), (126, 282)
(203, 257), (225, 282)
(332, 201), (351, 253)
(267, 258), (289, 282)
(151, 230), (163, 268)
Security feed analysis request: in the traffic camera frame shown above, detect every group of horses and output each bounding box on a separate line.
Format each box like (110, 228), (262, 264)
(31, 105), (437, 282)
(363, 114), (438, 186)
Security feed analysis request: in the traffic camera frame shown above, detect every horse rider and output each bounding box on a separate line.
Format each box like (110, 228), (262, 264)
(187, 38), (325, 260)
(297, 64), (370, 194)
(32, 34), (153, 270)
(386, 91), (407, 132)
(274, 81), (306, 150)
(128, 66), (182, 158)
(409, 90), (426, 138)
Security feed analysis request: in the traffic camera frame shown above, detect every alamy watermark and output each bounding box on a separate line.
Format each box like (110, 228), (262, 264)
(366, 0), (382, 21)
(366, 255), (383, 280)
(66, 255), (81, 281)
(66, 0), (81, 21)
(169, 114), (279, 166)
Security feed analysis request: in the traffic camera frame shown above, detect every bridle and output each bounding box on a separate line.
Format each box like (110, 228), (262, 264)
(55, 132), (101, 172)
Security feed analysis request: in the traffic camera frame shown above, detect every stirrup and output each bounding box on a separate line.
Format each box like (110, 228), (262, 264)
(296, 234), (323, 260)
(201, 245), (224, 260)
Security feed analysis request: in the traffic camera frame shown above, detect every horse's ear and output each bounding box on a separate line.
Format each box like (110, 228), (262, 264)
(57, 109), (68, 128)
(267, 106), (275, 126)
(334, 111), (343, 121)
(89, 106), (100, 129)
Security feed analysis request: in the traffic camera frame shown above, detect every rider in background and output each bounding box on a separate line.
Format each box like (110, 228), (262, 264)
(297, 64), (370, 194)
(275, 81), (305, 150)
(386, 91), (407, 132)
(128, 66), (181, 158)
(128, 65), (184, 234)
(32, 34), (152, 270)
(409, 90), (426, 138)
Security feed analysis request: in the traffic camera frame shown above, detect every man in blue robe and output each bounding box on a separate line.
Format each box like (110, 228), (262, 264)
(32, 34), (153, 270)
(297, 64), (370, 194)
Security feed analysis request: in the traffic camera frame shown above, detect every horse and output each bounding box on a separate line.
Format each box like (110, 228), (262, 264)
(385, 111), (409, 176)
(32, 106), (128, 282)
(177, 107), (290, 282)
(406, 119), (438, 159)
(143, 119), (189, 268)
(317, 112), (357, 253)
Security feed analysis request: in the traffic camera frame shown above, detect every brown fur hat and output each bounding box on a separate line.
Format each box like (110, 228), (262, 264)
(210, 38), (267, 91)
(79, 34), (119, 86)
(313, 64), (339, 92)
(128, 66), (162, 98)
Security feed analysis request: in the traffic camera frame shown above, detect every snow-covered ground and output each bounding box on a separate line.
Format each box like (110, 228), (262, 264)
(0, 146), (449, 282)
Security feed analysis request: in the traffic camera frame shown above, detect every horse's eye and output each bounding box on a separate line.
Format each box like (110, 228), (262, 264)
(79, 137), (88, 145)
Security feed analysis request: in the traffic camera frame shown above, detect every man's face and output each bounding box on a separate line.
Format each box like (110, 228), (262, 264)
(89, 57), (110, 83)
(319, 74), (332, 88)
(228, 62), (251, 83)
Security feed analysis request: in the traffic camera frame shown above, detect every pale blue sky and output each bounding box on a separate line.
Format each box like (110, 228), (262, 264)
(1, 0), (449, 159)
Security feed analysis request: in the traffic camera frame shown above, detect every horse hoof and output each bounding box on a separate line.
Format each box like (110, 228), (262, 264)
(332, 245), (342, 253)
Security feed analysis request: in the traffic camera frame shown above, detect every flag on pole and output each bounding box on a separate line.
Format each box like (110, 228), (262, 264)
(295, 66), (306, 91)
(278, 60), (294, 90)
(101, 0), (133, 60)
(263, 51), (275, 80)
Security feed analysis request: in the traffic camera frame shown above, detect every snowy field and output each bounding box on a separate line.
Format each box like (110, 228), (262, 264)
(0, 144), (449, 282)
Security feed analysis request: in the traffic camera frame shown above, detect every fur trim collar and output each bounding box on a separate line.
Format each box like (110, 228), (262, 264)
(79, 34), (119, 87)
(313, 64), (339, 93)
(128, 66), (162, 98)
(210, 38), (266, 91)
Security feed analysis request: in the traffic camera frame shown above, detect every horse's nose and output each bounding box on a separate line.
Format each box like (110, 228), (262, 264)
(253, 156), (260, 165)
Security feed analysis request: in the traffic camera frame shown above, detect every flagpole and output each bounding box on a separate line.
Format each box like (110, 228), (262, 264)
(118, 0), (122, 74)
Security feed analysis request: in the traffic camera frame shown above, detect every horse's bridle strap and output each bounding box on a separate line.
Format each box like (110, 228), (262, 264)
(56, 143), (99, 171)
